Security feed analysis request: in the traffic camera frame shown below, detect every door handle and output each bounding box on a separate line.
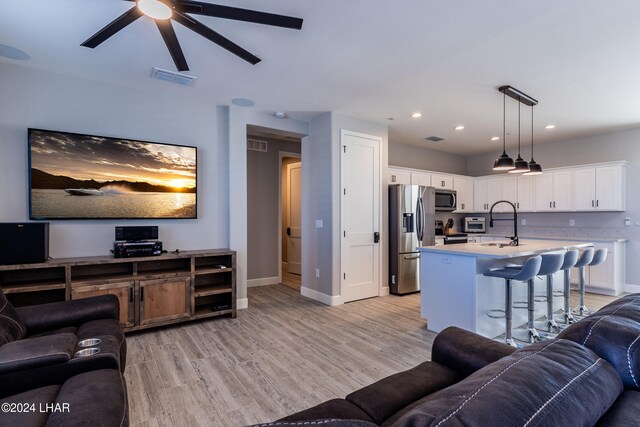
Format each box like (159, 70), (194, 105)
(140, 288), (144, 302)
(403, 255), (420, 260)
(374, 232), (380, 243)
(129, 287), (133, 303)
(592, 200), (595, 207)
(596, 200), (599, 207)
(287, 227), (291, 236)
(553, 201), (556, 208)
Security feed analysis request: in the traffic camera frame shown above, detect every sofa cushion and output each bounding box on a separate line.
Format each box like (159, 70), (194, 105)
(392, 339), (622, 427)
(278, 399), (373, 423)
(346, 361), (462, 425)
(596, 390), (640, 426)
(557, 294), (640, 390)
(258, 420), (377, 427)
(0, 290), (26, 344)
(0, 385), (60, 427)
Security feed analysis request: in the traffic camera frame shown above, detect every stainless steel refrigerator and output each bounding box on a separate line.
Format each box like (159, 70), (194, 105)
(389, 185), (435, 295)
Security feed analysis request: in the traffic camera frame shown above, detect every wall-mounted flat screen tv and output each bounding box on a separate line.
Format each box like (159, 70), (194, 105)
(29, 128), (197, 220)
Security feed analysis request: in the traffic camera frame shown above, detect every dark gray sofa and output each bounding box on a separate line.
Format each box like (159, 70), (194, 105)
(0, 290), (128, 426)
(260, 294), (640, 427)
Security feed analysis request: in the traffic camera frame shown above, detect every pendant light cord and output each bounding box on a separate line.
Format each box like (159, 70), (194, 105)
(531, 105), (534, 158)
(502, 91), (506, 154)
(518, 101), (521, 155)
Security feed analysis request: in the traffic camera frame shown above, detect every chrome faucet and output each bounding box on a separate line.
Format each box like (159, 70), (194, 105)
(489, 200), (519, 246)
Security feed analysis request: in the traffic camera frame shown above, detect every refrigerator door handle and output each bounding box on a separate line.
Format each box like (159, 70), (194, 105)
(403, 254), (420, 260)
(416, 197), (424, 243)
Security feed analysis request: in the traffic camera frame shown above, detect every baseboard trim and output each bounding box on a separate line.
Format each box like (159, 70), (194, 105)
(247, 276), (281, 288)
(301, 286), (342, 306)
(380, 286), (390, 296)
(237, 298), (248, 310)
(625, 284), (640, 294)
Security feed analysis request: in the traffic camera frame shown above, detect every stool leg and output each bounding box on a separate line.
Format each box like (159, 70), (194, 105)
(546, 275), (560, 332)
(574, 266), (590, 316)
(527, 278), (541, 342)
(505, 279), (517, 348)
(563, 269), (576, 324)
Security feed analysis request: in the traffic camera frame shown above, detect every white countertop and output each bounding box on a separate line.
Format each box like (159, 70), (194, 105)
(470, 233), (627, 243)
(418, 239), (592, 259)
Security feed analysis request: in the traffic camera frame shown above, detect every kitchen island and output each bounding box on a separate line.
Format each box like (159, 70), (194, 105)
(418, 239), (592, 339)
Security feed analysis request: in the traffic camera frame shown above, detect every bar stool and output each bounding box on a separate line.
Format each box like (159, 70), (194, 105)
(536, 253), (566, 334)
(485, 256), (542, 347)
(574, 248), (608, 316)
(570, 247), (594, 317)
(559, 249), (579, 325)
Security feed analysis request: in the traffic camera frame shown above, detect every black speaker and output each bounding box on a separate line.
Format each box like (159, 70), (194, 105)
(0, 222), (50, 265)
(115, 226), (158, 242)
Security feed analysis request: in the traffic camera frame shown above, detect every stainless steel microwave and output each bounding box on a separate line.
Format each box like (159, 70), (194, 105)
(434, 189), (456, 211)
(464, 216), (486, 233)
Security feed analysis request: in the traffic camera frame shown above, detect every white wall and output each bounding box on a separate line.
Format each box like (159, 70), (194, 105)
(466, 127), (640, 286)
(302, 113), (388, 301)
(0, 62), (229, 257)
(389, 142), (468, 175)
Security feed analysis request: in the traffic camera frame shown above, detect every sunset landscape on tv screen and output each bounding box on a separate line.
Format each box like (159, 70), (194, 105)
(29, 129), (197, 219)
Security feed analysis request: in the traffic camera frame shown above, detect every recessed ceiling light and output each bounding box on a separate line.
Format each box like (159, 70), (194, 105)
(545, 124), (556, 129)
(490, 136), (500, 141)
(0, 44), (30, 60)
(411, 112), (422, 118)
(232, 98), (255, 107)
(454, 125), (465, 130)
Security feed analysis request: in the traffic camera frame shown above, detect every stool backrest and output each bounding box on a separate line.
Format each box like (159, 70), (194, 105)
(574, 247), (595, 268)
(590, 248), (608, 267)
(537, 253), (565, 276)
(561, 249), (579, 270)
(512, 255), (542, 282)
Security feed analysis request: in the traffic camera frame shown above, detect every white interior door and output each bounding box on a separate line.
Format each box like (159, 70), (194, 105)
(287, 162), (302, 274)
(341, 130), (381, 303)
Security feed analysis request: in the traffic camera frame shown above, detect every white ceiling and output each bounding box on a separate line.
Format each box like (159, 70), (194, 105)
(1, 0), (640, 155)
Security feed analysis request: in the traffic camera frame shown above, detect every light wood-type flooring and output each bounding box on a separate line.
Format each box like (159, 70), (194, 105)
(125, 285), (617, 427)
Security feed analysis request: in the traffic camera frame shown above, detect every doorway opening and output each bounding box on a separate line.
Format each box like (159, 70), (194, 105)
(246, 125), (303, 291)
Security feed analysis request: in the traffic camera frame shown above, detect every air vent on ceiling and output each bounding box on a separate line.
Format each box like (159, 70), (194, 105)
(425, 135), (445, 142)
(150, 67), (197, 87)
(247, 138), (268, 152)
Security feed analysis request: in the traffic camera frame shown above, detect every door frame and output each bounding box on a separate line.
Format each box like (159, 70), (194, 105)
(278, 151), (302, 286)
(339, 129), (383, 302)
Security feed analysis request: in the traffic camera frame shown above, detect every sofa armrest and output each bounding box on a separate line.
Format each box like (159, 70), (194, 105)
(431, 326), (516, 377)
(16, 295), (119, 335)
(0, 333), (76, 375)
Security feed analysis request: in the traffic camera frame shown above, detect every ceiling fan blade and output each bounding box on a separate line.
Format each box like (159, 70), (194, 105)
(175, 1), (303, 30)
(155, 20), (189, 71)
(82, 6), (143, 48)
(173, 12), (261, 65)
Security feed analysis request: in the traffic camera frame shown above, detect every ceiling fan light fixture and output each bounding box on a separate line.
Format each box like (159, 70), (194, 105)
(138, 0), (173, 20)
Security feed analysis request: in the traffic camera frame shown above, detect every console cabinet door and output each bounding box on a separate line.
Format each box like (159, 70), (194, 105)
(139, 277), (190, 326)
(72, 281), (135, 328)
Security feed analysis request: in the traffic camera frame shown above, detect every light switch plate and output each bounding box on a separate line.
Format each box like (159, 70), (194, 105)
(625, 217), (631, 226)
(315, 268), (320, 278)
(315, 219), (323, 228)
(569, 219), (575, 226)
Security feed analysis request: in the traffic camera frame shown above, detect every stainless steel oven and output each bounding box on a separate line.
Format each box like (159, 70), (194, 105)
(463, 217), (486, 233)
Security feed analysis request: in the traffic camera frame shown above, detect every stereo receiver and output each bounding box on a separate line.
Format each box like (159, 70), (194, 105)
(113, 240), (163, 258)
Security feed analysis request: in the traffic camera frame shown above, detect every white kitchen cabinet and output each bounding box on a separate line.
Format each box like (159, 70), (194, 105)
(431, 174), (454, 190)
(503, 177), (518, 208)
(534, 170), (572, 211)
(572, 165), (626, 211)
(410, 171), (431, 187)
(388, 168), (411, 185)
(453, 177), (473, 213)
(517, 175), (535, 212)
(486, 177), (504, 212)
(473, 178), (489, 212)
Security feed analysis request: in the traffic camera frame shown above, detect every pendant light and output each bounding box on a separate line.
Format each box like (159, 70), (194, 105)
(509, 101), (530, 173)
(492, 90), (515, 171)
(523, 104), (543, 175)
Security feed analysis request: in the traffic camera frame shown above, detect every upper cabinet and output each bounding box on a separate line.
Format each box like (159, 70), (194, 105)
(453, 177), (473, 213)
(388, 168), (411, 185)
(572, 165), (626, 211)
(389, 161), (626, 213)
(431, 174), (454, 190)
(411, 171), (432, 187)
(534, 170), (572, 211)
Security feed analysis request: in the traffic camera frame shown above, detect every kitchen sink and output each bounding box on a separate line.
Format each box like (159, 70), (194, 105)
(478, 242), (525, 248)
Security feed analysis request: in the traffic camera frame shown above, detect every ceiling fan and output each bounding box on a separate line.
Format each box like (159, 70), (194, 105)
(82, 0), (303, 72)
